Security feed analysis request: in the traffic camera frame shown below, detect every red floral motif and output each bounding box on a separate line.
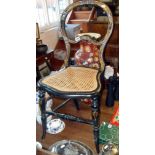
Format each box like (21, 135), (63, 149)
(75, 41), (100, 69)
(75, 40), (100, 105)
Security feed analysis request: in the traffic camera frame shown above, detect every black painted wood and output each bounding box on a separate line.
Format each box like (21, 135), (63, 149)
(36, 66), (41, 82)
(45, 111), (93, 125)
(38, 90), (47, 139)
(37, 86), (102, 153)
(72, 99), (80, 110)
(91, 96), (100, 153)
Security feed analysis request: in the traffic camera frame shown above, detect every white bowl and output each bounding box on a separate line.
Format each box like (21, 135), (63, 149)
(36, 141), (42, 149)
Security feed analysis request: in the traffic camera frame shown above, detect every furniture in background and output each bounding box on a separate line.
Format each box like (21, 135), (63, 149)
(106, 75), (119, 107)
(66, 6), (96, 31)
(73, 0), (119, 16)
(36, 22), (53, 82)
(37, 1), (113, 154)
(36, 49), (54, 82)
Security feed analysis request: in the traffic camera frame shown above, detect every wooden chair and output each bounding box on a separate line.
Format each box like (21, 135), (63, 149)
(37, 1), (113, 153)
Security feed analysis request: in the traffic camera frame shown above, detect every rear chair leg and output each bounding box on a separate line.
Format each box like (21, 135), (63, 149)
(73, 99), (80, 110)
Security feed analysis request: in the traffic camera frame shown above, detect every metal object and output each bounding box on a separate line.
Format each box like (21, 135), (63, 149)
(100, 142), (119, 155)
(36, 44), (48, 55)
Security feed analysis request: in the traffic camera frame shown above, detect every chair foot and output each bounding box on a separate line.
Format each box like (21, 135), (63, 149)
(94, 127), (100, 153)
(73, 99), (80, 110)
(92, 96), (100, 154)
(41, 114), (46, 139)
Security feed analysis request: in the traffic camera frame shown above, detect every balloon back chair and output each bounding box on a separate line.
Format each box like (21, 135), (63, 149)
(38, 0), (113, 153)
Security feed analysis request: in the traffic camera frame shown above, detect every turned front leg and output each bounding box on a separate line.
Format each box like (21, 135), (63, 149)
(92, 96), (100, 154)
(38, 89), (46, 139)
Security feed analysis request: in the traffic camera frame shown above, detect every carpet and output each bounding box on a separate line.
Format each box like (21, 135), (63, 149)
(99, 122), (119, 145)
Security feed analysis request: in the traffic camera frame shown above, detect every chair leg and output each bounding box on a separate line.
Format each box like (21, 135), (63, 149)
(38, 89), (47, 139)
(92, 96), (100, 154)
(73, 99), (80, 110)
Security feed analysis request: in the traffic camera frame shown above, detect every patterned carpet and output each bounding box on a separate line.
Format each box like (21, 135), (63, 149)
(99, 122), (119, 145)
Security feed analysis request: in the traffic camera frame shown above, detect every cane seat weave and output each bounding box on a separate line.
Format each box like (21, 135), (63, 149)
(41, 67), (99, 92)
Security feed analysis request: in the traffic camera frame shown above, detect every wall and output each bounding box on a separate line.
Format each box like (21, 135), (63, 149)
(40, 27), (59, 50)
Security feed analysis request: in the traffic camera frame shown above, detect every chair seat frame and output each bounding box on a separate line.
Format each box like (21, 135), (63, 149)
(37, 1), (113, 153)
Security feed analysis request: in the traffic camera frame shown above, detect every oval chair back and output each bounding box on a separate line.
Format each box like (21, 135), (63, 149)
(60, 0), (114, 72)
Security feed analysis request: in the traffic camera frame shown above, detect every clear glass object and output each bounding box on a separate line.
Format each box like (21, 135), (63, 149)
(48, 140), (94, 155)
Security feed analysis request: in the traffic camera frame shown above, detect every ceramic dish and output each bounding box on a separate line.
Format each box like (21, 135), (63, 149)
(36, 141), (42, 149)
(48, 140), (94, 155)
(46, 119), (65, 134)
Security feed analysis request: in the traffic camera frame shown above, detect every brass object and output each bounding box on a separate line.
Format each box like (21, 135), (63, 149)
(36, 23), (40, 40)
(100, 142), (119, 155)
(36, 39), (42, 45)
(36, 23), (43, 45)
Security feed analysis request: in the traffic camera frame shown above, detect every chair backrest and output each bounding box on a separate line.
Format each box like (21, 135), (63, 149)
(60, 0), (113, 72)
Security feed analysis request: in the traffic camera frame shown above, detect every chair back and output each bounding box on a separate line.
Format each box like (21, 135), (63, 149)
(60, 0), (113, 72)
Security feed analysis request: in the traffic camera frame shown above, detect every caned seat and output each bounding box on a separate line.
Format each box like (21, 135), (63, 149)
(40, 67), (100, 93)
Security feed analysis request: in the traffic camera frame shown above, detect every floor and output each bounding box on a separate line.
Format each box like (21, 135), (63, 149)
(36, 90), (119, 155)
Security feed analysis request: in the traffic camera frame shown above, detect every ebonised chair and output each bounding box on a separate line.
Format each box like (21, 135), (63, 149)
(38, 1), (113, 153)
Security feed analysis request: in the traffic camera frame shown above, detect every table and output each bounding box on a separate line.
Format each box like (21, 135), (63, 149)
(36, 49), (54, 82)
